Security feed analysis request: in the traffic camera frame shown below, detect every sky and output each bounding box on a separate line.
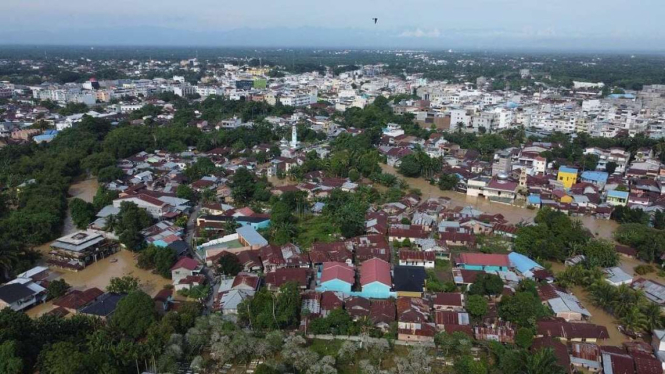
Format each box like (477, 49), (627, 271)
(2, 0), (665, 50)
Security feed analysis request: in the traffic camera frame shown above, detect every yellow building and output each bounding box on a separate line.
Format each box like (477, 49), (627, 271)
(557, 167), (579, 189)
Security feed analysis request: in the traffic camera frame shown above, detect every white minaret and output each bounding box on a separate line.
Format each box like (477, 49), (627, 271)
(291, 125), (298, 148)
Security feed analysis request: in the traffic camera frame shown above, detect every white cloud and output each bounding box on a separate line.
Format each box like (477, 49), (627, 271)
(399, 28), (441, 38)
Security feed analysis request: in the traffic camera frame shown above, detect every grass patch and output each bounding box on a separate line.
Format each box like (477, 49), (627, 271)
(308, 338), (344, 357)
(295, 215), (340, 249)
(435, 259), (450, 270)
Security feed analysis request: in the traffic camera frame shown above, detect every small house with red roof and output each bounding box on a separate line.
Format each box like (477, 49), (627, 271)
(317, 262), (355, 294)
(171, 257), (204, 290)
(359, 258), (394, 299)
(398, 250), (435, 268)
(455, 253), (510, 272)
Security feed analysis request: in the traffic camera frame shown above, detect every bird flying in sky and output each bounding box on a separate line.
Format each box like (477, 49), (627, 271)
(372, 18), (378, 24)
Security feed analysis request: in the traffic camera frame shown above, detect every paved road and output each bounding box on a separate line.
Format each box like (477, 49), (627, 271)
(183, 203), (219, 312)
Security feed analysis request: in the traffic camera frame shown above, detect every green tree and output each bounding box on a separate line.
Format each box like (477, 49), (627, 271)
(230, 168), (256, 205)
(438, 174), (459, 190)
(69, 198), (96, 230)
(46, 279), (70, 300)
(499, 291), (550, 328)
(176, 185), (195, 200)
(111, 291), (156, 339)
(468, 273), (504, 296)
(116, 202), (153, 250)
(0, 341), (23, 374)
(466, 295), (488, 318)
(582, 239), (619, 268)
(454, 355), (487, 374)
(40, 341), (88, 374)
(524, 348), (566, 374)
(515, 328), (534, 349)
(217, 253), (243, 276)
(107, 275), (140, 293)
(97, 166), (125, 183)
(605, 161), (618, 175)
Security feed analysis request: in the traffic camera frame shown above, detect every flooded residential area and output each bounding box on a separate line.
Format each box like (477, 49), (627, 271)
(28, 177), (171, 318)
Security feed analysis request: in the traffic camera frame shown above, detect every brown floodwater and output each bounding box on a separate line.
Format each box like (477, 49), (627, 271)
(28, 178), (171, 318)
(27, 249), (171, 318)
(379, 164), (619, 240)
(570, 285), (628, 346)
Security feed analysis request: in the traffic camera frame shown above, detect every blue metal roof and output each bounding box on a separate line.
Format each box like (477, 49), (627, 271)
(236, 226), (268, 247)
(580, 171), (609, 183)
(509, 252), (542, 274)
(527, 195), (542, 204)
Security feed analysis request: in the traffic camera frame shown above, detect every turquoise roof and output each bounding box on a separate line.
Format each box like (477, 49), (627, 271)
(607, 190), (629, 199)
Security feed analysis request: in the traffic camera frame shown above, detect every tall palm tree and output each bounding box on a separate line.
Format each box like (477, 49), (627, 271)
(620, 306), (648, 333)
(523, 348), (566, 374)
(103, 214), (118, 233)
(0, 242), (19, 281)
(641, 302), (664, 331)
(588, 282), (616, 311)
(612, 284), (641, 317)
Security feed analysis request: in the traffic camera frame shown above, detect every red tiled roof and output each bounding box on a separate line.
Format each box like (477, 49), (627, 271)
(432, 292), (463, 307)
(360, 258), (391, 287)
(171, 257), (200, 271)
(265, 268), (309, 288)
(53, 288), (104, 310)
(231, 273), (260, 290)
(320, 262), (355, 284)
(456, 253), (510, 267)
(399, 250), (435, 262)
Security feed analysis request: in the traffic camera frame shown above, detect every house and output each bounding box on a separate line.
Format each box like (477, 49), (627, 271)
(433, 310), (470, 328)
(369, 299), (396, 331)
(393, 266), (426, 297)
(345, 296), (371, 321)
(604, 267), (633, 286)
(359, 258), (393, 299)
(508, 252), (544, 279)
(259, 243), (310, 273)
(547, 291), (592, 322)
(580, 171), (609, 189)
(570, 342), (601, 373)
(217, 289), (255, 315)
(607, 190), (629, 206)
(388, 225), (430, 242)
(49, 230), (117, 270)
(53, 288), (104, 314)
(0, 282), (45, 312)
(632, 278), (665, 311)
(397, 297), (436, 342)
(398, 250), (435, 268)
(170, 257), (204, 291)
(351, 235), (391, 263)
(455, 253), (510, 272)
(474, 321), (517, 344)
(317, 262), (355, 294)
(113, 194), (175, 219)
(557, 167), (578, 189)
(265, 268), (310, 291)
(236, 226), (269, 249)
(309, 242), (353, 266)
(79, 293), (126, 320)
(536, 319), (609, 343)
(432, 292), (465, 311)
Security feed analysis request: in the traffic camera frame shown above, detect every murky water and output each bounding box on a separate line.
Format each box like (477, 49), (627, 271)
(27, 249), (171, 318)
(379, 164), (619, 240)
(28, 178), (171, 318)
